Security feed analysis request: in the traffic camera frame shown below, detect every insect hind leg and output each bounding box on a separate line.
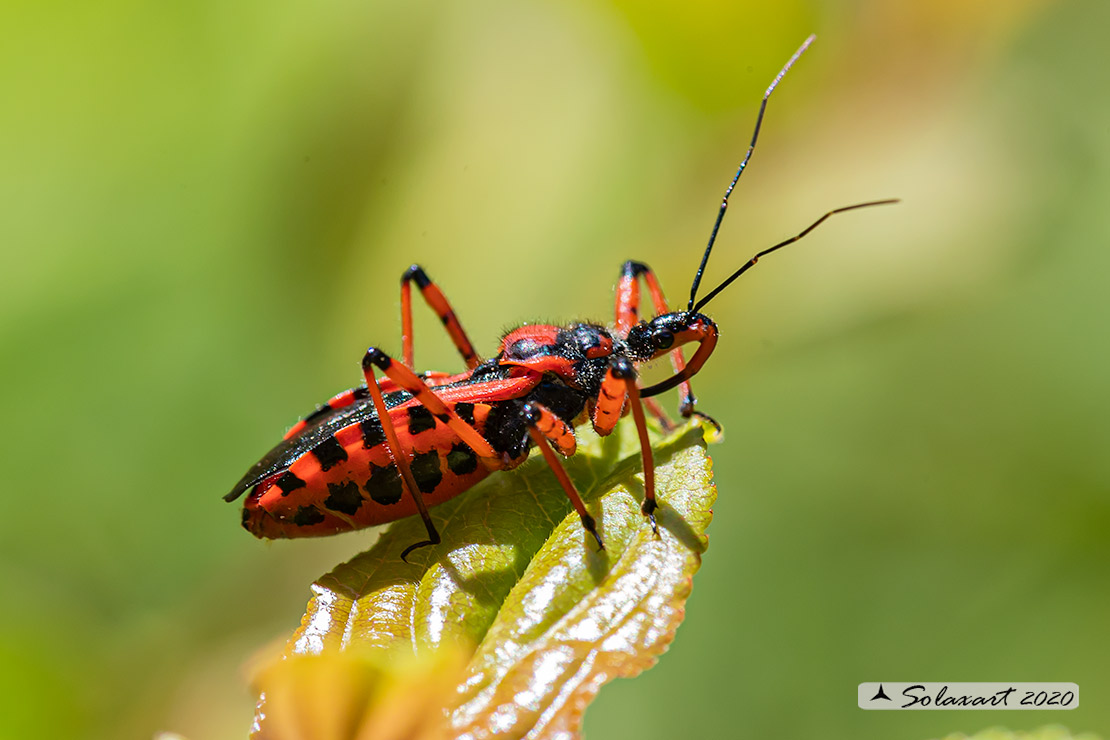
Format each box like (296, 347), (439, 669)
(360, 349), (442, 561)
(401, 265), (480, 370)
(614, 260), (697, 417)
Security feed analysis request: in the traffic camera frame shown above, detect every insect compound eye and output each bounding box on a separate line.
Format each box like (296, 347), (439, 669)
(652, 329), (675, 350)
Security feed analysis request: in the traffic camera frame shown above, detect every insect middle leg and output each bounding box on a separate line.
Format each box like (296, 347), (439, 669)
(523, 401), (604, 550)
(614, 261), (696, 417)
(401, 264), (480, 370)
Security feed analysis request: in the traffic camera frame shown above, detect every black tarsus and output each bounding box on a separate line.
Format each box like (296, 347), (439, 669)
(402, 264), (432, 289)
(687, 34), (817, 312)
(401, 531), (440, 563)
(362, 347), (392, 371)
(621, 260), (651, 278)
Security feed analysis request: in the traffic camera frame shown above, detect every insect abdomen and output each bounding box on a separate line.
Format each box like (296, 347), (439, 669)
(241, 404), (492, 539)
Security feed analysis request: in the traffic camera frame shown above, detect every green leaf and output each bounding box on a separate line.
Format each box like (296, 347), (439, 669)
(252, 418), (717, 740)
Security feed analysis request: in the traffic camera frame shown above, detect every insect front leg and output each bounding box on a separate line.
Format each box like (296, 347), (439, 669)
(614, 261), (697, 417)
(401, 265), (480, 370)
(522, 401), (603, 551)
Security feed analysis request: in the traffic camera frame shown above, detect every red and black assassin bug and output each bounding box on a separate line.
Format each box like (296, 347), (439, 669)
(225, 35), (896, 560)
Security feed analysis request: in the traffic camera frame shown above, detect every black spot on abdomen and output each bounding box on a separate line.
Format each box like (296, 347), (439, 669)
(360, 417), (386, 449)
(446, 443), (478, 476)
(454, 402), (475, 426)
(293, 506), (325, 526)
(365, 464), (403, 505)
(407, 406), (437, 435)
(324, 480), (363, 515)
(276, 471), (307, 496)
(311, 436), (348, 471)
(410, 450), (443, 493)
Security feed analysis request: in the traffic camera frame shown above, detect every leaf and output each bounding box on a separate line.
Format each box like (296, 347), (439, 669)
(252, 647), (469, 740)
(251, 418), (717, 740)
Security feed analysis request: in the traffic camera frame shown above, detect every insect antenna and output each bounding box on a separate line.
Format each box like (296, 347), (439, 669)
(687, 33), (817, 312)
(691, 198), (900, 313)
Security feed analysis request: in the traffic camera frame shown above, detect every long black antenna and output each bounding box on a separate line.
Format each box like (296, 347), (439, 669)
(692, 199), (900, 313)
(687, 34), (816, 312)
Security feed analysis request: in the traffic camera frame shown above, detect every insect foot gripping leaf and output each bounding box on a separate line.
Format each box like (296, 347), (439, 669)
(249, 417), (717, 740)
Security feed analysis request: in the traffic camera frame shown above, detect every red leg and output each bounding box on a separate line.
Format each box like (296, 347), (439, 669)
(401, 265), (480, 370)
(523, 400), (577, 457)
(361, 347), (512, 560)
(591, 363), (627, 437)
(609, 358), (658, 534)
(361, 350), (440, 561)
(282, 372), (458, 441)
(614, 261), (696, 416)
(524, 401), (602, 550)
(593, 360), (674, 435)
(642, 398), (675, 432)
(362, 348), (496, 459)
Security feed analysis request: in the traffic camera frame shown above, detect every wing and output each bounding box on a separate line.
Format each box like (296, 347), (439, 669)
(224, 362), (532, 503)
(223, 389), (411, 502)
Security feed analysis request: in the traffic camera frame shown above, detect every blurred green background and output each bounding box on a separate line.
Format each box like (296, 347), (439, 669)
(1, 0), (1107, 738)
